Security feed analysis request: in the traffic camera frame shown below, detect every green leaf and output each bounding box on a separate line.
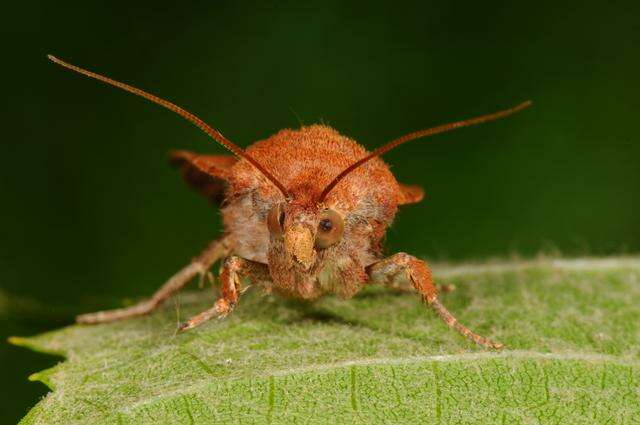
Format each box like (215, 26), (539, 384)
(11, 257), (640, 424)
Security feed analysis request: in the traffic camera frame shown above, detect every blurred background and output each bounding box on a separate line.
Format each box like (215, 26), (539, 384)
(2, 0), (639, 422)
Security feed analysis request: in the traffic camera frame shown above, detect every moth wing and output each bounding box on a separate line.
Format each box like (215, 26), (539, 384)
(169, 150), (237, 203)
(397, 183), (425, 205)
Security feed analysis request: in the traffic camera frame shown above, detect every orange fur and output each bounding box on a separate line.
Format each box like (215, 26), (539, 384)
(212, 125), (412, 299)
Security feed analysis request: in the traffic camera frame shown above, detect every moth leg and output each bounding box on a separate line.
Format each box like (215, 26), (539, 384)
(366, 253), (503, 349)
(179, 256), (271, 331)
(76, 236), (231, 324)
(383, 278), (455, 294)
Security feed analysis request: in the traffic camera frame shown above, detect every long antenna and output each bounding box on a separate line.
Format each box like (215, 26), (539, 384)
(47, 55), (290, 198)
(318, 101), (532, 202)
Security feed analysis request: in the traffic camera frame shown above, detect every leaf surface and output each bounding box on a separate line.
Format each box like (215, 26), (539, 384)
(12, 258), (640, 424)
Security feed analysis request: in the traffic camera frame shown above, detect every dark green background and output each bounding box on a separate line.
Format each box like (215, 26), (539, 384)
(2, 0), (639, 422)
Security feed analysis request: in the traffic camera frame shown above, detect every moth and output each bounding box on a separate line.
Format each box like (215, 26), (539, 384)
(49, 55), (530, 349)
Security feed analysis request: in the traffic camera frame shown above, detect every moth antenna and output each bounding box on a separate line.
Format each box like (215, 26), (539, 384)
(318, 101), (532, 202)
(47, 55), (290, 198)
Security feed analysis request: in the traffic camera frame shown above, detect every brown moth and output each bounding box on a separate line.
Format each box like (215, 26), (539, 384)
(49, 55), (531, 349)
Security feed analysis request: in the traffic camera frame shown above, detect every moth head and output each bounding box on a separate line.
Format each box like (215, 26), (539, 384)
(266, 201), (344, 270)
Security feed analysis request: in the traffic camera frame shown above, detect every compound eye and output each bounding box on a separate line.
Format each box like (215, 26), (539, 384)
(315, 209), (344, 249)
(267, 204), (285, 237)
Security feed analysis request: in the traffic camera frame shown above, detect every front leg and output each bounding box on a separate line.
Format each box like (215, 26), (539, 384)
(366, 253), (503, 349)
(77, 236), (231, 324)
(179, 256), (271, 331)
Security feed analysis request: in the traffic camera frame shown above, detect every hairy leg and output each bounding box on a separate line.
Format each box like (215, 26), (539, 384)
(366, 253), (503, 349)
(77, 236), (231, 324)
(383, 279), (455, 295)
(179, 256), (271, 331)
